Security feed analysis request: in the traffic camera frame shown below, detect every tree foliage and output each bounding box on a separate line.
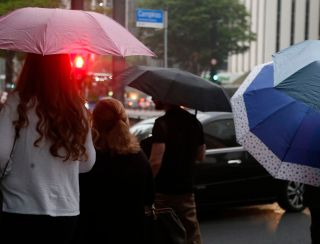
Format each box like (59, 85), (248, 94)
(137, 0), (255, 74)
(0, 0), (61, 15)
(0, 0), (61, 57)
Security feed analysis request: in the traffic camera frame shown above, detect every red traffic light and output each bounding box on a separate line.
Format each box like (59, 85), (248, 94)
(70, 54), (88, 81)
(73, 55), (85, 69)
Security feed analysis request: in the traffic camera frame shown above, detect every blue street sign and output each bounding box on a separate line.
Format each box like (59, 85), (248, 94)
(136, 9), (164, 29)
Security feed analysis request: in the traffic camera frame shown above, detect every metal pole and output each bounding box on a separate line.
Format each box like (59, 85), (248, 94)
(4, 51), (14, 92)
(71, 0), (84, 10)
(112, 0), (127, 103)
(164, 9), (168, 68)
(125, 0), (129, 28)
(112, 0), (126, 25)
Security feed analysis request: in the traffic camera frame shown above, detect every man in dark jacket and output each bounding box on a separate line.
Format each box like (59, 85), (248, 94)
(149, 100), (206, 244)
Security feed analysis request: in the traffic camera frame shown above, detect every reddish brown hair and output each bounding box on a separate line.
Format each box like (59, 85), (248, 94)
(92, 98), (140, 154)
(14, 53), (90, 161)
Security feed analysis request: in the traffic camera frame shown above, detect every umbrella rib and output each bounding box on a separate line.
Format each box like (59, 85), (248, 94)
(244, 85), (273, 94)
(278, 107), (311, 163)
(249, 100), (310, 163)
(246, 98), (296, 131)
(126, 70), (148, 87)
(42, 23), (48, 55)
(42, 9), (56, 55)
(85, 11), (121, 56)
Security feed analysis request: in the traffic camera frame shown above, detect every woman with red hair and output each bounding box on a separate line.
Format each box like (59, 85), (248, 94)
(75, 98), (154, 243)
(0, 54), (95, 243)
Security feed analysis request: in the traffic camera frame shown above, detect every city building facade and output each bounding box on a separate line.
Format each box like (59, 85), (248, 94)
(228, 0), (320, 74)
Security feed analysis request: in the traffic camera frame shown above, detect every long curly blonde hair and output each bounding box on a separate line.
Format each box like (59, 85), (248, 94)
(14, 53), (90, 161)
(92, 98), (140, 154)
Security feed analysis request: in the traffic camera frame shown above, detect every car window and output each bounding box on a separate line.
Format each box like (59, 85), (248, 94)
(130, 123), (153, 141)
(203, 119), (238, 149)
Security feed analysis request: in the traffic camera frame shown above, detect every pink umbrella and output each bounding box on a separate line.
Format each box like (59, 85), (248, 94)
(0, 7), (155, 57)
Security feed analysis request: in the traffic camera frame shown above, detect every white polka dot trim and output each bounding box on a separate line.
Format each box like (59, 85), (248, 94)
(230, 62), (320, 187)
(277, 162), (320, 186)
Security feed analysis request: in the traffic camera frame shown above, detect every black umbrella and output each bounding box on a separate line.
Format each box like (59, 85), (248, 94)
(117, 66), (231, 112)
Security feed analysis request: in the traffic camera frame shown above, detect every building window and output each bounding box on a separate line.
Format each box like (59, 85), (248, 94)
(305, 0), (310, 39)
(276, 0), (281, 52)
(290, 0), (295, 45)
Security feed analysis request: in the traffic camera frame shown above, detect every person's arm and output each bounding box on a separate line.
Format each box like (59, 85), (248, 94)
(79, 128), (96, 173)
(0, 94), (17, 174)
(149, 143), (165, 177)
(196, 144), (206, 162)
(195, 117), (206, 162)
(149, 118), (167, 177)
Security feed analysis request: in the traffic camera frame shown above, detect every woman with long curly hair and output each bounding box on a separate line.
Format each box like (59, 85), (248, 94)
(0, 54), (95, 244)
(75, 98), (154, 244)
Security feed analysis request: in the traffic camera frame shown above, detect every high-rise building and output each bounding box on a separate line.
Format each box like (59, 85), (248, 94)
(228, 0), (320, 73)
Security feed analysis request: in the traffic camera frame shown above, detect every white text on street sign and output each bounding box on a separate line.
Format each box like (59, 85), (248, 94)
(136, 9), (164, 29)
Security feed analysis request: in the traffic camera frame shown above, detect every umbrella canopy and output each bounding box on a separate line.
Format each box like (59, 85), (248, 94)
(231, 61), (320, 187)
(273, 40), (320, 86)
(117, 65), (231, 112)
(0, 7), (155, 57)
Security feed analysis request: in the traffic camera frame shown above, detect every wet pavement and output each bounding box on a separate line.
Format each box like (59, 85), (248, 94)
(199, 203), (311, 244)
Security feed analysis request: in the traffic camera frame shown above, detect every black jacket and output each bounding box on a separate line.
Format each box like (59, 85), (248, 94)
(304, 185), (320, 207)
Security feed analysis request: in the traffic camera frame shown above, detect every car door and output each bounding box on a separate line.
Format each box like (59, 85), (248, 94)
(195, 117), (274, 207)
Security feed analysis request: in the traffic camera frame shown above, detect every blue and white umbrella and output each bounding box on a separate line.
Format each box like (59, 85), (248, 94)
(231, 41), (320, 186)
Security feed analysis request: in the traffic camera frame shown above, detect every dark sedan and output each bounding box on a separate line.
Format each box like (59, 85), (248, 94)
(130, 111), (305, 212)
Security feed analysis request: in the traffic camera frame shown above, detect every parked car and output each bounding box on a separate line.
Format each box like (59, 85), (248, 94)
(130, 111), (305, 212)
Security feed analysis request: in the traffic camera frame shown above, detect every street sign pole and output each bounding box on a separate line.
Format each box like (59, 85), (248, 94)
(164, 10), (168, 68)
(112, 0), (126, 103)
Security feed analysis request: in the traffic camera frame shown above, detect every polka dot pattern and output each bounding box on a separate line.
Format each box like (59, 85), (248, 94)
(232, 96), (248, 143)
(277, 162), (320, 187)
(230, 62), (320, 187)
(242, 132), (282, 177)
(231, 63), (267, 144)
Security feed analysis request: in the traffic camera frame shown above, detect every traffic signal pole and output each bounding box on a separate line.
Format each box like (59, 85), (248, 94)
(70, 0), (86, 97)
(71, 0), (84, 10)
(70, 0), (126, 103)
(112, 0), (126, 103)
(4, 51), (14, 92)
(164, 9), (168, 68)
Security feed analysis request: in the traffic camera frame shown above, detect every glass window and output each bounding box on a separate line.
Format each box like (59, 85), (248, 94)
(130, 123), (153, 141)
(203, 119), (238, 149)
